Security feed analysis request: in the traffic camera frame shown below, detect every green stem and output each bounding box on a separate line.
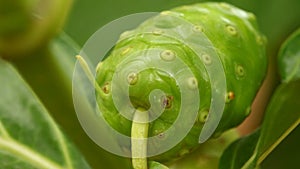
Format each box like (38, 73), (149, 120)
(0, 137), (63, 169)
(257, 118), (300, 165)
(131, 108), (149, 169)
(76, 55), (102, 94)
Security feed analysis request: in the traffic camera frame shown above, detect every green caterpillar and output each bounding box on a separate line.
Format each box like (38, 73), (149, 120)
(94, 2), (267, 168)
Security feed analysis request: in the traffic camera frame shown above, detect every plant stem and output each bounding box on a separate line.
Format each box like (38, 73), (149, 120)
(257, 118), (300, 164)
(131, 108), (149, 169)
(75, 55), (102, 93)
(0, 137), (63, 169)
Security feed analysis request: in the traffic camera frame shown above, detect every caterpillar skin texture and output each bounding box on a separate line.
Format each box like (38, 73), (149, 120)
(95, 2), (267, 162)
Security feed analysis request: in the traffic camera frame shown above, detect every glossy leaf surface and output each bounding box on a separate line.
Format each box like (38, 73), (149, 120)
(0, 59), (91, 169)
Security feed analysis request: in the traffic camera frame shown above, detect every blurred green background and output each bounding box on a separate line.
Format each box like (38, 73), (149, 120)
(65, 0), (300, 55)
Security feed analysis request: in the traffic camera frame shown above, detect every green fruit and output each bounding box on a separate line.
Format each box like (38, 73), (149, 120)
(0, 0), (72, 58)
(95, 2), (267, 164)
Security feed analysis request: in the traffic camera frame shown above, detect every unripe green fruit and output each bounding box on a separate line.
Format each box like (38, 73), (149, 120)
(96, 2), (267, 163)
(0, 0), (72, 58)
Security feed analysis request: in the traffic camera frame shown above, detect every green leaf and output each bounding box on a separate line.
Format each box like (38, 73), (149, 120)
(255, 80), (300, 164)
(261, 125), (300, 169)
(219, 129), (260, 169)
(220, 26), (300, 169)
(219, 80), (300, 169)
(278, 28), (300, 82)
(12, 33), (132, 169)
(13, 33), (130, 169)
(0, 59), (91, 169)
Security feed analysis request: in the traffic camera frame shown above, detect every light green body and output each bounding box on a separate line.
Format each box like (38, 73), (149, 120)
(96, 2), (267, 163)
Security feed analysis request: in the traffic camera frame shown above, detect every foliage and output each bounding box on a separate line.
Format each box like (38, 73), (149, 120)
(0, 0), (299, 169)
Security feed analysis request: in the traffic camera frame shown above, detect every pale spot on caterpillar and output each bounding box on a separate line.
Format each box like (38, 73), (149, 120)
(235, 64), (245, 77)
(226, 25), (238, 36)
(198, 110), (209, 123)
(158, 132), (165, 139)
(202, 53), (212, 65)
(161, 95), (174, 109)
(121, 47), (132, 56)
(187, 77), (198, 90)
(127, 72), (138, 85)
(160, 50), (176, 61)
(102, 82), (111, 94)
(193, 25), (204, 33)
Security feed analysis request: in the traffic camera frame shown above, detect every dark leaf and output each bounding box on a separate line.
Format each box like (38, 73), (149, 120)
(219, 129), (260, 169)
